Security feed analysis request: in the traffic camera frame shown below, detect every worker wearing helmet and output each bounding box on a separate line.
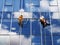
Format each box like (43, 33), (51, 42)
(40, 16), (50, 28)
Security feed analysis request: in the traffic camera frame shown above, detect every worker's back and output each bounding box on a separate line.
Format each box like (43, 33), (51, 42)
(18, 15), (23, 22)
(18, 15), (23, 27)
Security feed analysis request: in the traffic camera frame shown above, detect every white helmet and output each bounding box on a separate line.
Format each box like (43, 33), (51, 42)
(40, 16), (44, 19)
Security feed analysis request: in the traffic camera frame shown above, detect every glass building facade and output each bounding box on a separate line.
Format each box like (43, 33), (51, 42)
(0, 0), (60, 45)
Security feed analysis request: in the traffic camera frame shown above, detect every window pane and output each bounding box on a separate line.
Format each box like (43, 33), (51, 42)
(0, 36), (10, 45)
(4, 6), (13, 12)
(13, 0), (20, 11)
(11, 21), (20, 34)
(0, 0), (3, 11)
(3, 12), (11, 19)
(22, 20), (30, 35)
(0, 12), (2, 19)
(30, 0), (40, 12)
(10, 35), (20, 45)
(24, 0), (30, 12)
(0, 21), (10, 34)
(32, 20), (40, 36)
(5, 0), (12, 5)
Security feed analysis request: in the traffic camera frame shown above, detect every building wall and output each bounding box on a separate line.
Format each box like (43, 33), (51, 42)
(0, 0), (60, 45)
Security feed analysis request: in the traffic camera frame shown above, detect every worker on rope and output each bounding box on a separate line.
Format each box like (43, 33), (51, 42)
(18, 15), (23, 27)
(40, 16), (50, 28)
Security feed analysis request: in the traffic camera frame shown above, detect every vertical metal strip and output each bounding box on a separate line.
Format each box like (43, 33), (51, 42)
(1, 0), (5, 31)
(10, 0), (13, 45)
(40, 1), (43, 45)
(20, 0), (23, 45)
(45, 13), (46, 45)
(49, 9), (54, 45)
(30, 0), (32, 45)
